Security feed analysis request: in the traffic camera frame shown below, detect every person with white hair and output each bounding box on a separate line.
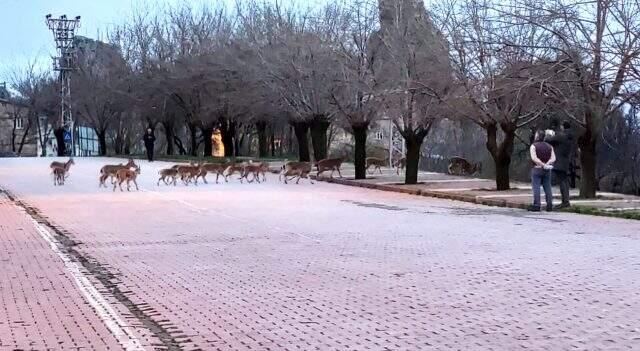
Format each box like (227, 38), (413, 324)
(529, 130), (556, 212)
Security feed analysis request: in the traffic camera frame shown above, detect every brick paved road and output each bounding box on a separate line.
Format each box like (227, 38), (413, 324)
(1, 157), (639, 350)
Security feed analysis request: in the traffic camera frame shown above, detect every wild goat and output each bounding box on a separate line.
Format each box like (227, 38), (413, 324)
(52, 167), (66, 186)
(447, 157), (481, 176)
(113, 167), (140, 192)
(99, 159), (138, 187)
(365, 157), (387, 174)
(239, 162), (267, 183)
(50, 158), (75, 185)
(223, 163), (246, 182)
(177, 163), (202, 185)
(194, 162), (229, 184)
(316, 157), (344, 178)
(279, 161), (314, 184)
(157, 168), (179, 186)
(49, 158), (76, 179)
(50, 158), (75, 172)
(394, 157), (406, 175)
(256, 162), (270, 182)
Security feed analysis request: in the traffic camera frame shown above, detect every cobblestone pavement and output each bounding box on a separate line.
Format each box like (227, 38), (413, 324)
(1, 157), (640, 350)
(0, 192), (142, 350)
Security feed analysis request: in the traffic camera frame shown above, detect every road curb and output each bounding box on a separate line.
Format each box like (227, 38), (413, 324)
(313, 176), (528, 210)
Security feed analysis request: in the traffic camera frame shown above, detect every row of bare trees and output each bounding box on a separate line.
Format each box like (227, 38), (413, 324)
(7, 0), (640, 197)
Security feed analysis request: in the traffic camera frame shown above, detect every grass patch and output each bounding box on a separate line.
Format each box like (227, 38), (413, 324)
(560, 206), (640, 220)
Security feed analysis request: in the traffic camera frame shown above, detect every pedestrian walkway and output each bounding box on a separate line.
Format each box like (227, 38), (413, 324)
(0, 192), (147, 350)
(315, 164), (640, 215)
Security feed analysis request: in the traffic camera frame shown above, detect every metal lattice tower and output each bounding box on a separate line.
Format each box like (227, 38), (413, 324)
(45, 14), (81, 156)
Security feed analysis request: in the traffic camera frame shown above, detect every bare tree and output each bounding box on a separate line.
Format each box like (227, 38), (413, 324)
(371, 0), (453, 184)
(72, 36), (130, 155)
(494, 0), (640, 197)
(433, 0), (552, 190)
(10, 64), (58, 156)
(239, 1), (343, 161)
(330, 0), (381, 179)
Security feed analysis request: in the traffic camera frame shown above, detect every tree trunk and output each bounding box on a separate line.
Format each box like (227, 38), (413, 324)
(96, 128), (107, 156)
(578, 134), (597, 198)
(36, 118), (47, 157)
(17, 121), (32, 155)
(352, 124), (368, 180)
(11, 120), (17, 153)
(291, 121), (311, 162)
(220, 119), (236, 158)
(485, 123), (515, 191)
(113, 135), (123, 155)
(202, 126), (214, 157)
(54, 128), (66, 156)
(188, 123), (198, 156)
(404, 134), (423, 184)
(256, 121), (268, 158)
(236, 130), (243, 157)
(494, 158), (510, 191)
(287, 126), (293, 155)
(173, 136), (187, 155)
(270, 126), (276, 157)
(310, 115), (330, 161)
(163, 122), (175, 155)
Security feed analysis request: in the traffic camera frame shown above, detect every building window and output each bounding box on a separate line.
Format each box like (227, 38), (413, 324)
(15, 118), (23, 130)
(374, 131), (384, 140)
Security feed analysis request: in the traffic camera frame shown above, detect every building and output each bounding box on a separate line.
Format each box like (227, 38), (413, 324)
(33, 122), (99, 157)
(328, 118), (405, 165)
(0, 83), (38, 156)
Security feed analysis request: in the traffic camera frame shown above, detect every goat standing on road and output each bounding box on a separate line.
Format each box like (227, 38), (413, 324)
(365, 157), (386, 174)
(157, 168), (179, 186)
(394, 157), (406, 175)
(316, 157), (344, 178)
(50, 158), (75, 185)
(114, 166), (141, 192)
(280, 161), (314, 184)
(99, 159), (139, 187)
(223, 163), (246, 182)
(52, 167), (66, 186)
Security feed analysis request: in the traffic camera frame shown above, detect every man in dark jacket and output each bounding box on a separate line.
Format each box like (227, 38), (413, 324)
(143, 128), (156, 162)
(545, 121), (575, 208)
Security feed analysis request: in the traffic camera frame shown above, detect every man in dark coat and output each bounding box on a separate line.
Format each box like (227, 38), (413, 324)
(143, 128), (156, 162)
(545, 121), (575, 208)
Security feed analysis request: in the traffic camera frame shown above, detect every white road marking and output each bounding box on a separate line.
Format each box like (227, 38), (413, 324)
(141, 188), (206, 213)
(15, 204), (146, 351)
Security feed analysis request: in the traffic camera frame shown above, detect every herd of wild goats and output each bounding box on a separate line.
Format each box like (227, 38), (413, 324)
(49, 155), (480, 191)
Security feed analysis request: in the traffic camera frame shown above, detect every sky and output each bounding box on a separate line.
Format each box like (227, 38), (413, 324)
(0, 0), (235, 84)
(1, 0), (292, 84)
(0, 0), (424, 86)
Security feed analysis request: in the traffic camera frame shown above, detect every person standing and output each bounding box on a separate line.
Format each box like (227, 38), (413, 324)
(545, 121), (575, 208)
(529, 130), (556, 212)
(143, 128), (156, 162)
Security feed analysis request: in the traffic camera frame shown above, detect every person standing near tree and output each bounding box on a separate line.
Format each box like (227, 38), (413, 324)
(545, 121), (575, 208)
(529, 130), (556, 212)
(143, 128), (156, 162)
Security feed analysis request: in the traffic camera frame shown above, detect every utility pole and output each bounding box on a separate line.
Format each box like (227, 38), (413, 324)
(45, 14), (81, 156)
